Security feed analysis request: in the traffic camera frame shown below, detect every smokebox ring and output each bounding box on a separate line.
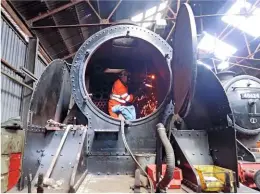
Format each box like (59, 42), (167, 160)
(71, 25), (173, 125)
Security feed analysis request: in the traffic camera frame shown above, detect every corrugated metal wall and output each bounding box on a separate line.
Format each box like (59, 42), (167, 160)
(1, 15), (47, 122)
(1, 16), (27, 122)
(35, 57), (46, 79)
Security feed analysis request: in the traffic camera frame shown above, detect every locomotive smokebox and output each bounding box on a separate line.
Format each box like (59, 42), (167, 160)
(71, 25), (173, 126)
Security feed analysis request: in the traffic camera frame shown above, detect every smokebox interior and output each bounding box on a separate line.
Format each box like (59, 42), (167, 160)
(85, 37), (170, 119)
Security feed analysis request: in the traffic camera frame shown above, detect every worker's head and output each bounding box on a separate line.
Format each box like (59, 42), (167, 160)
(119, 70), (129, 84)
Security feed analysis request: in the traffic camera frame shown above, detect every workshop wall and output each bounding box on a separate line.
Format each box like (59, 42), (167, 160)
(1, 15), (46, 122)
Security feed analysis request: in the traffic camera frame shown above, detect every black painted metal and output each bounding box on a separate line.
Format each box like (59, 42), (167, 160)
(20, 60), (71, 189)
(156, 129), (162, 192)
(184, 64), (232, 130)
(32, 129), (85, 192)
(19, 3), (242, 193)
(70, 24), (172, 127)
(169, 130), (202, 192)
(171, 3), (197, 118)
(168, 3), (239, 191)
(221, 75), (260, 135)
(169, 63), (239, 187)
(236, 140), (256, 162)
(29, 59), (71, 126)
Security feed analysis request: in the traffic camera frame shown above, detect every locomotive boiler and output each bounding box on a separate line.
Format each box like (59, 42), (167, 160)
(9, 3), (253, 193)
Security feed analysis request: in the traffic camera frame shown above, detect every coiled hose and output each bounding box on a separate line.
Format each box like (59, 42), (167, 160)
(156, 123), (175, 191)
(120, 120), (154, 193)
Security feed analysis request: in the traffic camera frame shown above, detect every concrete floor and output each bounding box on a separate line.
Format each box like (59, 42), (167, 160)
(77, 175), (186, 193)
(8, 175), (258, 193)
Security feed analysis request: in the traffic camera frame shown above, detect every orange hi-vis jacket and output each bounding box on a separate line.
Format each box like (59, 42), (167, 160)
(108, 79), (134, 118)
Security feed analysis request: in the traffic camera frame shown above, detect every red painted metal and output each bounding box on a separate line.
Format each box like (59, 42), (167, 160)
(238, 161), (260, 189)
(147, 164), (183, 189)
(7, 153), (22, 190)
(9, 153), (22, 171)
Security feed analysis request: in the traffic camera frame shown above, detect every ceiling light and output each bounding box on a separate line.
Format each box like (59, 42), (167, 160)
(155, 13), (167, 26)
(198, 32), (237, 60)
(145, 6), (157, 18)
(222, 0), (260, 37)
(131, 13), (143, 22)
(158, 1), (168, 11)
(131, 1), (168, 28)
(217, 61), (229, 70)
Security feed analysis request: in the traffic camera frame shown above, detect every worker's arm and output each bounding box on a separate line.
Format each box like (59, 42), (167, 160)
(125, 94), (134, 102)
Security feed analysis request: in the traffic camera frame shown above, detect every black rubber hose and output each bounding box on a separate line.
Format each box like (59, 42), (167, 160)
(156, 123), (175, 190)
(120, 120), (154, 193)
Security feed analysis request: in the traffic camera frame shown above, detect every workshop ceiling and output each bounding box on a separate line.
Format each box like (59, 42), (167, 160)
(8, 0), (260, 76)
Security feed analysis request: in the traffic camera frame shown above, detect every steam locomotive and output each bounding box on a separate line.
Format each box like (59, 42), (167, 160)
(2, 3), (260, 193)
(217, 71), (260, 189)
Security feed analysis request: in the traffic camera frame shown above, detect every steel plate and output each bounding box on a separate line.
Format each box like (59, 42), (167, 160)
(172, 3), (197, 118)
(29, 59), (71, 126)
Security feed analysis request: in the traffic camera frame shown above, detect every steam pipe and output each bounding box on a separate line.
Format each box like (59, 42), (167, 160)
(156, 123), (175, 191)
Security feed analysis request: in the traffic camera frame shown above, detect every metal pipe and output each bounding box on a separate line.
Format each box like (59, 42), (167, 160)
(1, 71), (33, 90)
(107, 0), (122, 20)
(70, 126), (88, 188)
(214, 58), (260, 71)
(72, 169), (88, 192)
(1, 59), (25, 78)
(86, 0), (102, 20)
(30, 20), (159, 29)
(20, 67), (38, 81)
(44, 125), (73, 182)
(223, 48), (260, 71)
(227, 55), (260, 61)
(176, 0), (180, 13)
(243, 33), (252, 55)
(166, 22), (176, 41)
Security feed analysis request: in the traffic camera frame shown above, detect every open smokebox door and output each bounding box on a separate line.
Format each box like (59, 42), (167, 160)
(168, 3), (239, 192)
(28, 59), (71, 127)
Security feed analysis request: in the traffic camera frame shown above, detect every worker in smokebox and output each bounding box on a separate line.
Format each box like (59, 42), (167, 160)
(108, 70), (137, 120)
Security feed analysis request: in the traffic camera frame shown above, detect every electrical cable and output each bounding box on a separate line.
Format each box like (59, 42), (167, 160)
(120, 120), (155, 193)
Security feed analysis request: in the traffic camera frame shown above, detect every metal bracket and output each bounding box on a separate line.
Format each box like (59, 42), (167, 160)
(100, 19), (109, 24)
(27, 125), (46, 133)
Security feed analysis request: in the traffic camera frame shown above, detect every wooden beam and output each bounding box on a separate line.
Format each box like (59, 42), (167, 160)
(28, 0), (84, 23)
(44, 1), (74, 55)
(62, 52), (76, 60)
